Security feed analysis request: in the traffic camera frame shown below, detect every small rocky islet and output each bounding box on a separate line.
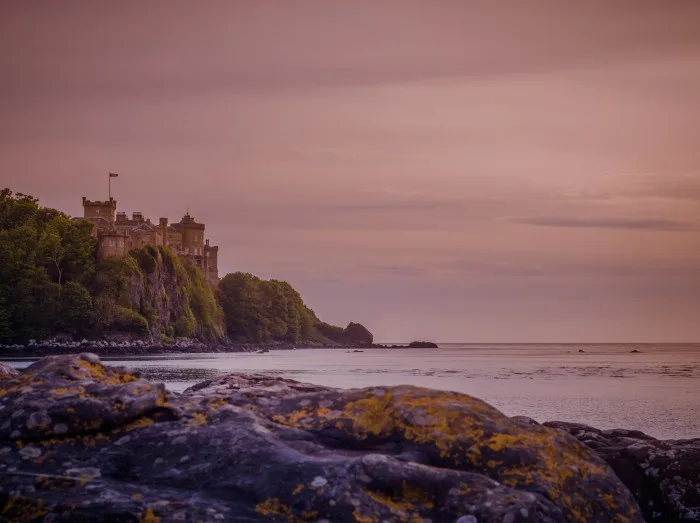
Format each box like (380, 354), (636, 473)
(0, 355), (698, 522)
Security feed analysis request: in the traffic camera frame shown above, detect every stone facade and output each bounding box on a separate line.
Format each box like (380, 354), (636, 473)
(78, 197), (220, 285)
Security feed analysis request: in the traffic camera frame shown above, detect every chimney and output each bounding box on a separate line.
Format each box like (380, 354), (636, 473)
(205, 239), (210, 246)
(159, 217), (168, 227)
(116, 212), (127, 222)
(132, 212), (143, 222)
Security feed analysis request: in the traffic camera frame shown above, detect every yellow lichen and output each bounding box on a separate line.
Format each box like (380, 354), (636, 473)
(140, 507), (161, 523)
(187, 412), (208, 427)
(76, 358), (137, 385)
(1, 496), (48, 522)
(352, 508), (376, 523)
(254, 498), (317, 522)
(123, 417), (155, 431)
(363, 482), (434, 522)
(259, 386), (639, 523)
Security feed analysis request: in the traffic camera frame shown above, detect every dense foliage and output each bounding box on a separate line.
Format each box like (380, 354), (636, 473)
(218, 273), (320, 343)
(218, 272), (373, 345)
(0, 189), (96, 342)
(0, 188), (371, 346)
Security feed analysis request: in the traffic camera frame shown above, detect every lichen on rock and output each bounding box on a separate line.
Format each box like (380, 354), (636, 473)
(0, 362), (18, 380)
(0, 354), (645, 522)
(545, 421), (700, 523)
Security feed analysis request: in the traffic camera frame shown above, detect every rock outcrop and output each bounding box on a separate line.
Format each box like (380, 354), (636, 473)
(545, 421), (700, 523)
(0, 355), (644, 522)
(0, 362), (17, 380)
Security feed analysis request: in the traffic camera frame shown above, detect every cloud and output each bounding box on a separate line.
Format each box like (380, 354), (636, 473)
(515, 216), (696, 231)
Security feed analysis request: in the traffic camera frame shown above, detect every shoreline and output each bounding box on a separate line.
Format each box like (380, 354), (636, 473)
(0, 339), (441, 359)
(0, 341), (420, 359)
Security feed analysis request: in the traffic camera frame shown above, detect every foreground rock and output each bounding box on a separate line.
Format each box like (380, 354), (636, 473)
(0, 355), (643, 522)
(546, 421), (700, 523)
(0, 362), (18, 380)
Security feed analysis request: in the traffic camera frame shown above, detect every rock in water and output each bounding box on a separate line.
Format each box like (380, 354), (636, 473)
(0, 354), (642, 522)
(545, 421), (700, 523)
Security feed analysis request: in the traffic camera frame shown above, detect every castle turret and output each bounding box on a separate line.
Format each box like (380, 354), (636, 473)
(159, 218), (169, 247)
(177, 213), (205, 256)
(82, 197), (116, 223)
(96, 230), (128, 260)
(204, 239), (219, 285)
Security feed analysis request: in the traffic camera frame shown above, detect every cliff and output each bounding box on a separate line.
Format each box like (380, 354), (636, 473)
(92, 245), (224, 342)
(0, 354), (664, 523)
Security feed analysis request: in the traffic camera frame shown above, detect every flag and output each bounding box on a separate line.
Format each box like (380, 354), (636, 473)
(109, 172), (119, 177)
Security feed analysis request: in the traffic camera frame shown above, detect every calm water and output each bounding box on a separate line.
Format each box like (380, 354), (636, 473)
(4, 343), (699, 440)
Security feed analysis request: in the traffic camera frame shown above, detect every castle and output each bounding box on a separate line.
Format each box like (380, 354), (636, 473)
(79, 197), (219, 285)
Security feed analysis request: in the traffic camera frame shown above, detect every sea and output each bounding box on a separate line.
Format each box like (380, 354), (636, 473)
(4, 343), (699, 440)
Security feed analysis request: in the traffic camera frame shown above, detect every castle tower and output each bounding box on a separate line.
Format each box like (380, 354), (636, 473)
(204, 239), (219, 285)
(96, 230), (128, 260)
(82, 197), (117, 223)
(159, 217), (169, 247)
(178, 213), (205, 256)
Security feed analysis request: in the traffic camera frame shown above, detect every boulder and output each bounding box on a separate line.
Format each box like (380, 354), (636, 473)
(545, 421), (700, 523)
(0, 354), (643, 522)
(407, 341), (439, 348)
(0, 362), (18, 380)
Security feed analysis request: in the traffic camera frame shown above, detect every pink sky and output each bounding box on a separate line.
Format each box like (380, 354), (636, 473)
(1, 0), (699, 342)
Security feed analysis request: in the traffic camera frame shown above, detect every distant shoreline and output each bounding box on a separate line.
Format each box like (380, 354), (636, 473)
(0, 340), (443, 359)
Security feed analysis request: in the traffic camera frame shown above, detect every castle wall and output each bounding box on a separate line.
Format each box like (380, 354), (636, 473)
(167, 229), (182, 251)
(97, 233), (127, 260)
(181, 225), (205, 255)
(205, 243), (219, 284)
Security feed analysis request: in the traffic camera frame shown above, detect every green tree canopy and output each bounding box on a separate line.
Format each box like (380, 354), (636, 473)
(0, 189), (97, 342)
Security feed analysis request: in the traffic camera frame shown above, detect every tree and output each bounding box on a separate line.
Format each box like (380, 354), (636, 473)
(59, 282), (94, 335)
(40, 220), (66, 287)
(40, 215), (95, 287)
(0, 188), (96, 342)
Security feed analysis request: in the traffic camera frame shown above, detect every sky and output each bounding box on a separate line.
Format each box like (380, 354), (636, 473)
(1, 0), (699, 342)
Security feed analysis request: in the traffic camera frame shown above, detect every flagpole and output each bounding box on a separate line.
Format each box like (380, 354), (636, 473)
(109, 172), (111, 200)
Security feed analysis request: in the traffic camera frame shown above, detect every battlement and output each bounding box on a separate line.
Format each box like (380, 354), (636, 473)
(82, 197), (116, 207)
(82, 196), (117, 222)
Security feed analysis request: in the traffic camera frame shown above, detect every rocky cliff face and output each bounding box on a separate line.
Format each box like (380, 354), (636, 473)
(93, 246), (225, 342)
(0, 354), (647, 522)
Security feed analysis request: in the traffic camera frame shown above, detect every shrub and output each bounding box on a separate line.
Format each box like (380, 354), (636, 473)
(112, 307), (149, 334)
(174, 312), (196, 338)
